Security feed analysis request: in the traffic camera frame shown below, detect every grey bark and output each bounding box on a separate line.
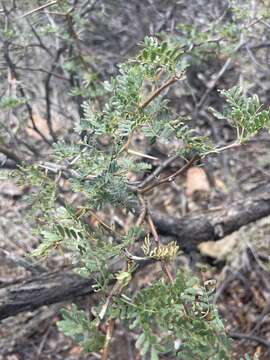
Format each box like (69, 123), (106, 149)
(1, 184), (270, 321)
(0, 271), (94, 321)
(153, 184), (270, 252)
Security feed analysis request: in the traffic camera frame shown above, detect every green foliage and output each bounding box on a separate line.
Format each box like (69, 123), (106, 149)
(116, 272), (230, 359)
(0, 96), (27, 110)
(137, 37), (184, 75)
(80, 37), (183, 143)
(58, 304), (105, 353)
(13, 4), (270, 357)
(12, 164), (57, 219)
(58, 273), (230, 359)
(210, 86), (270, 142)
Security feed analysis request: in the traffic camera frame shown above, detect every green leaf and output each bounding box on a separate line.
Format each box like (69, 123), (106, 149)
(135, 333), (146, 349)
(141, 339), (150, 356)
(151, 346), (159, 360)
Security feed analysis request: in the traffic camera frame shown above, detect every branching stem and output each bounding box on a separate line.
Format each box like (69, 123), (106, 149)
(139, 75), (180, 109)
(139, 154), (200, 194)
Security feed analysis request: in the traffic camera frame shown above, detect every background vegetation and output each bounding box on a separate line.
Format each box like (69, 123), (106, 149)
(1, 1), (270, 359)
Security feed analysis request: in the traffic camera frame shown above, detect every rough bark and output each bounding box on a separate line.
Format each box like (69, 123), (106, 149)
(0, 271), (94, 321)
(1, 184), (270, 321)
(153, 184), (270, 252)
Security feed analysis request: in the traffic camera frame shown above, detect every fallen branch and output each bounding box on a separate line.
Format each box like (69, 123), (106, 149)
(1, 184), (270, 320)
(152, 183), (270, 252)
(0, 271), (94, 321)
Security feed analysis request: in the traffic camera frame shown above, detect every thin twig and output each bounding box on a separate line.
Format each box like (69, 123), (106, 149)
(196, 41), (244, 111)
(21, 1), (58, 18)
(139, 75), (180, 109)
(203, 141), (241, 156)
(161, 262), (174, 283)
(119, 133), (132, 154)
(196, 57), (233, 110)
(139, 155), (199, 194)
(89, 209), (119, 235)
(101, 319), (115, 360)
(45, 46), (66, 142)
(138, 154), (179, 189)
(3, 42), (52, 145)
(147, 213), (160, 246)
(120, 76), (181, 154)
(229, 332), (270, 349)
(127, 148), (159, 161)
(136, 194), (147, 227)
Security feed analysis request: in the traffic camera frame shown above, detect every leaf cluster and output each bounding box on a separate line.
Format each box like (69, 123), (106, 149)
(115, 272), (231, 359)
(13, 23), (270, 359)
(211, 86), (270, 142)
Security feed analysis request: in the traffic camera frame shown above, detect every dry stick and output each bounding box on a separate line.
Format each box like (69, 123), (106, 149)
(127, 148), (159, 161)
(136, 194), (148, 227)
(88, 209), (119, 235)
(101, 319), (115, 360)
(21, 0), (58, 18)
(139, 154), (200, 194)
(196, 41), (245, 112)
(138, 154), (179, 189)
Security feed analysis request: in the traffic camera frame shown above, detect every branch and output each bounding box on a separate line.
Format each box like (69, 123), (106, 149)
(44, 46), (66, 142)
(21, 1), (58, 18)
(137, 154), (179, 189)
(152, 183), (270, 252)
(229, 332), (270, 350)
(0, 271), (94, 321)
(1, 184), (270, 320)
(3, 41), (52, 146)
(139, 154), (199, 194)
(139, 75), (180, 109)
